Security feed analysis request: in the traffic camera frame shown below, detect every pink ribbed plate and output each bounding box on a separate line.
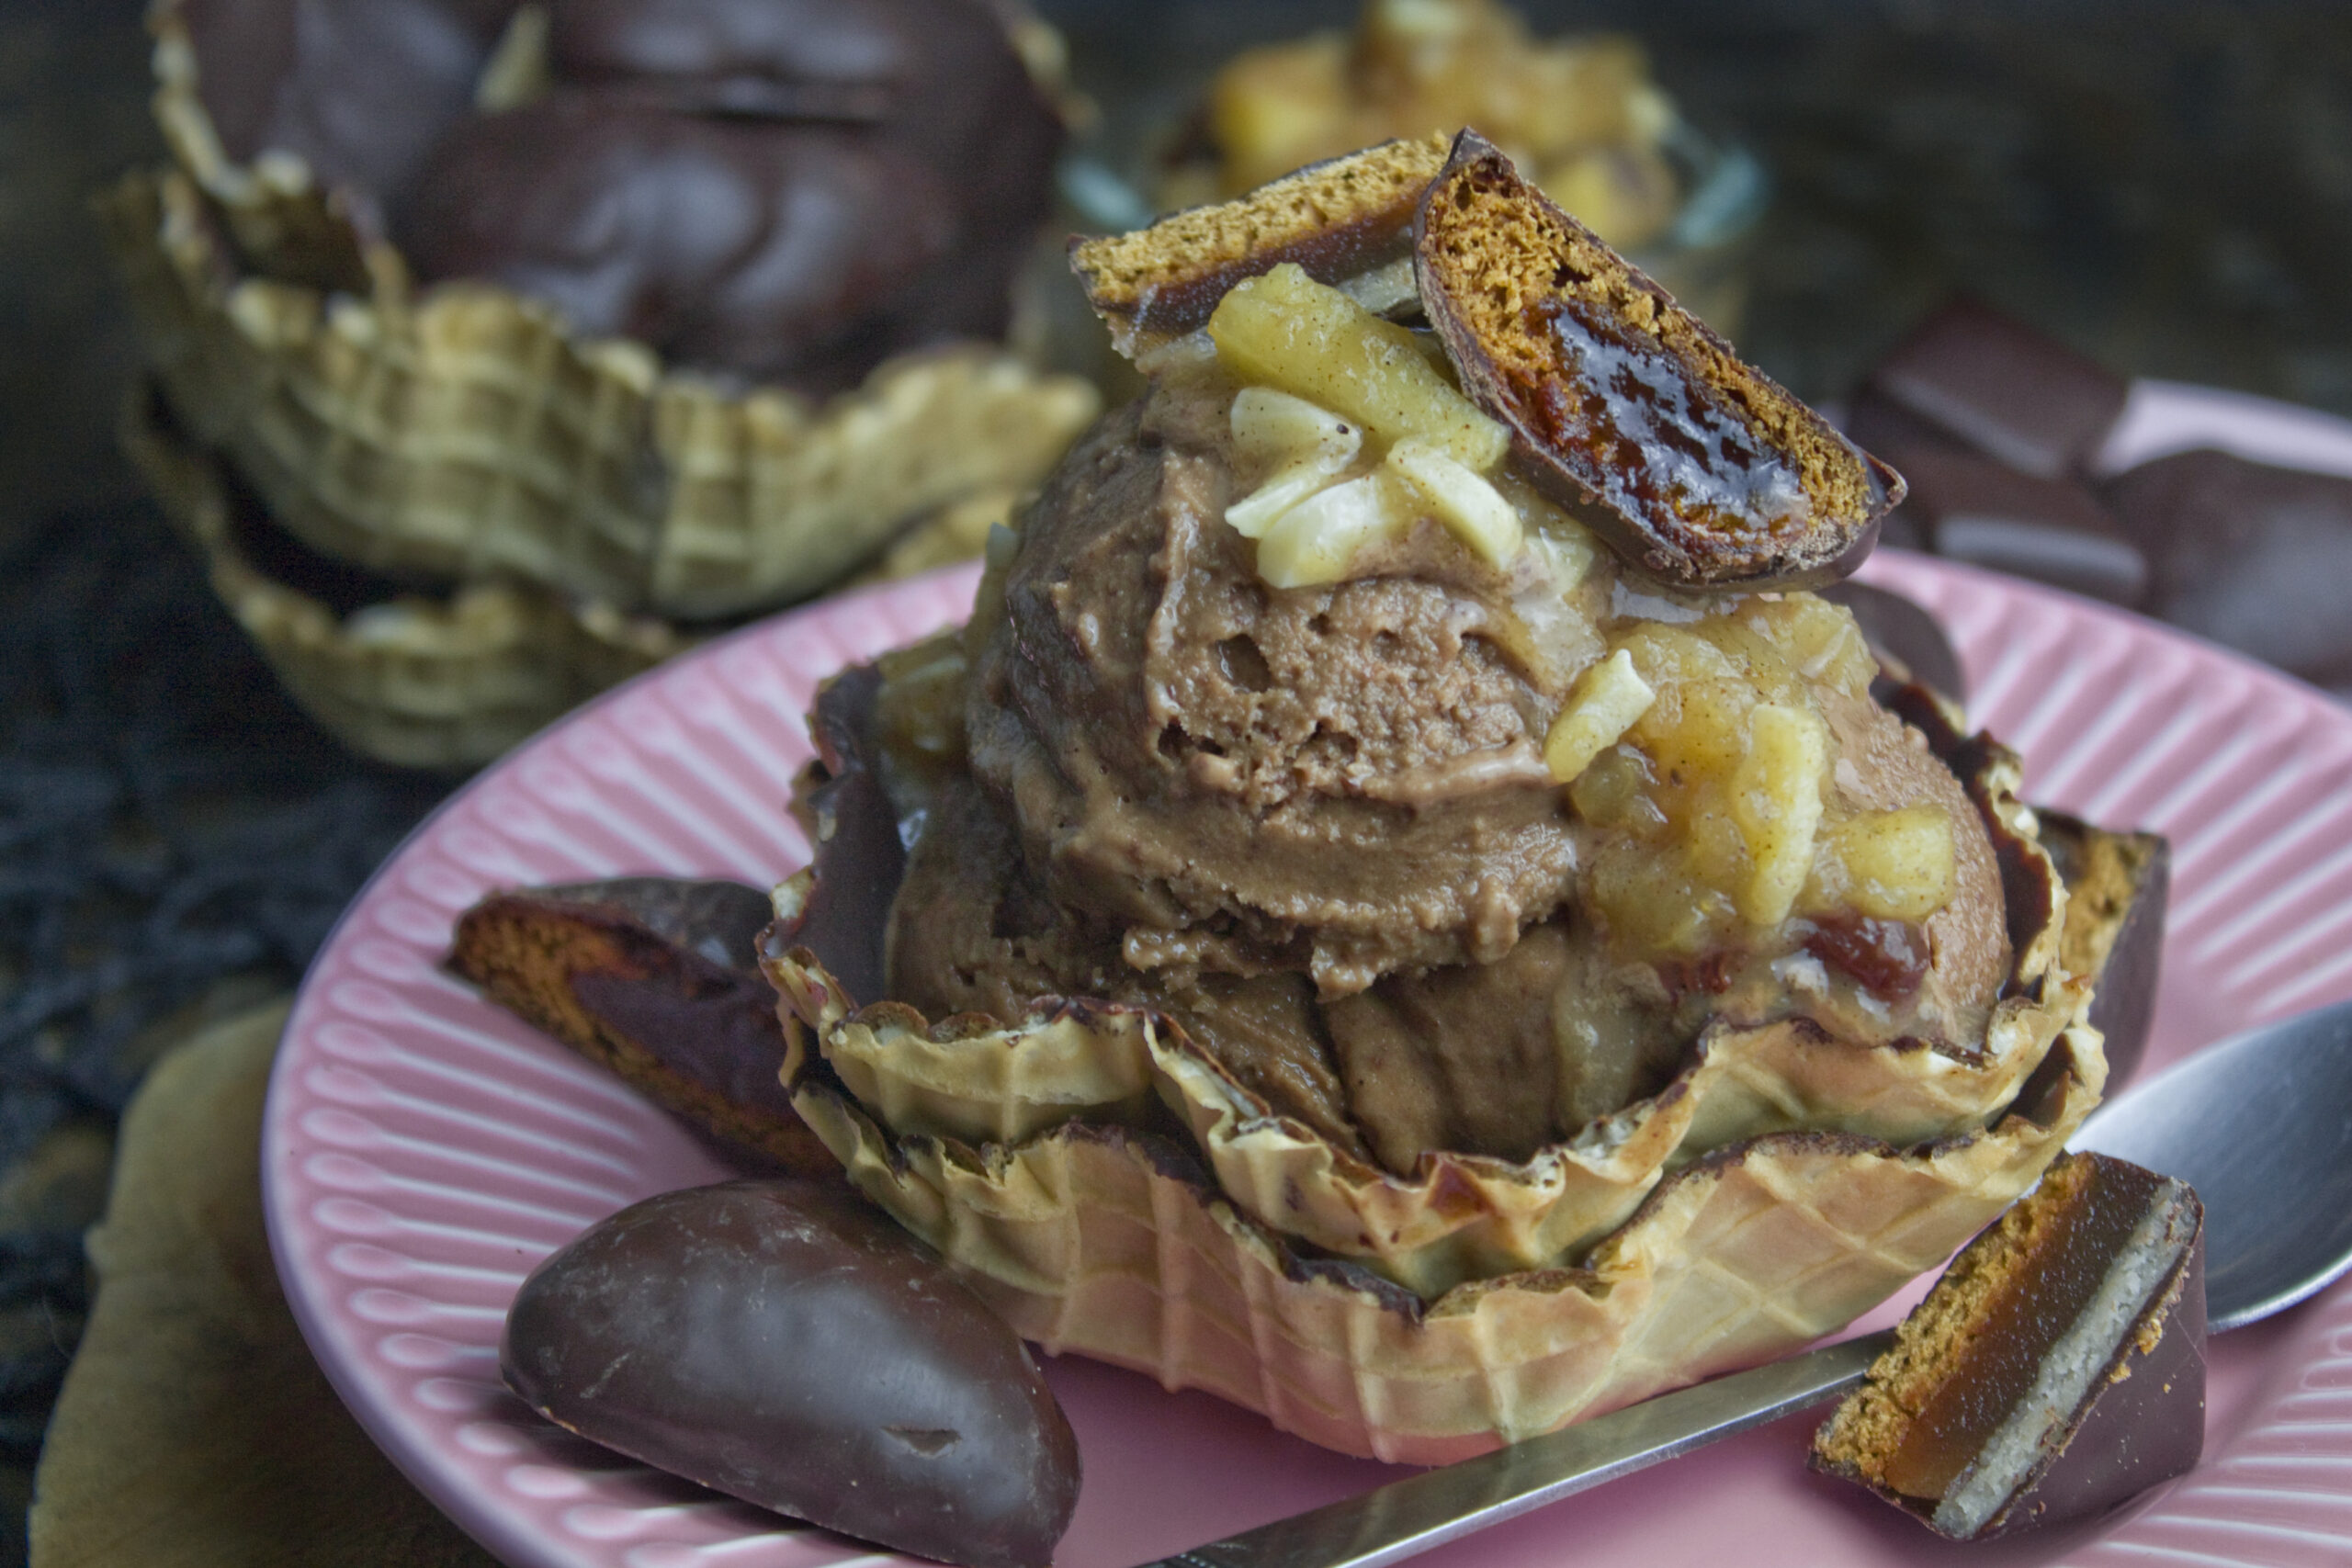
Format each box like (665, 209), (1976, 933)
(267, 395), (2352, 1568)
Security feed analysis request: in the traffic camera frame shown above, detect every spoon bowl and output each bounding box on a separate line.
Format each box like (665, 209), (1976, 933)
(2072, 995), (2352, 1329)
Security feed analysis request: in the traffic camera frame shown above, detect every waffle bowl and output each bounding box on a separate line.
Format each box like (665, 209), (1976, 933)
(762, 671), (2105, 1462)
(769, 957), (2101, 1467)
(121, 0), (1102, 621)
(122, 373), (1038, 770)
(119, 375), (687, 769)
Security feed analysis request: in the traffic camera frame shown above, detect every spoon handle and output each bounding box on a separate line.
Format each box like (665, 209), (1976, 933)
(1138, 1331), (1893, 1568)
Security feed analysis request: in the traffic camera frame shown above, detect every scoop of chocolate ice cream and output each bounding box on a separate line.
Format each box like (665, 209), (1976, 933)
(962, 374), (1591, 1001)
(881, 360), (2017, 1177)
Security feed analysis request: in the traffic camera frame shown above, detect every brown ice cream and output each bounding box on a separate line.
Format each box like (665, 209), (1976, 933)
(880, 340), (2011, 1176)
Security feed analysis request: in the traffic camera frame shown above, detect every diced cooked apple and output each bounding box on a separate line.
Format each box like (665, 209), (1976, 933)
(1253, 472), (1415, 588)
(1207, 264), (1509, 471)
(1728, 702), (1829, 927)
(1226, 389), (1365, 537)
(1741, 595), (1877, 700)
(1231, 387), (1363, 468)
(1227, 462), (1345, 538)
(1544, 649), (1657, 784)
(1385, 438), (1523, 564)
(1822, 805), (1957, 921)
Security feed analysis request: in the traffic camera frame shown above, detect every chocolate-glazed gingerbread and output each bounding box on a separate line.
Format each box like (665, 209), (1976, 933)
(504, 1179), (1081, 1568)
(1814, 1151), (2206, 1540)
(1415, 130), (1899, 591)
(449, 876), (833, 1172)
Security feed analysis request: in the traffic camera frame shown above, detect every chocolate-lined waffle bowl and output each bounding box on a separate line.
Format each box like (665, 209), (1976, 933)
(100, 0), (1102, 767)
(744, 136), (2117, 1463)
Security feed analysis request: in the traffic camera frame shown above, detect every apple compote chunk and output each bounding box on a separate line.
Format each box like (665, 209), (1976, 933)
(1207, 264), (1571, 587)
(1559, 592), (1993, 1044)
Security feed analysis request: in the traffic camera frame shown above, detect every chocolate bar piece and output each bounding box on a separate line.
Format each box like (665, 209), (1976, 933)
(448, 876), (834, 1173)
(1866, 297), (2130, 480)
(1812, 1151), (2205, 1540)
(2106, 447), (2352, 694)
(1874, 439), (2149, 606)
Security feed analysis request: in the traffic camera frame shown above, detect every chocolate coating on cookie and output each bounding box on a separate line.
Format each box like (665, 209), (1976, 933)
(183, 0), (519, 220)
(503, 1179), (1080, 1568)
(2034, 814), (2169, 1089)
(398, 97), (989, 392)
(1416, 130), (1895, 590)
(1812, 1152), (2205, 1540)
(448, 877), (833, 1172)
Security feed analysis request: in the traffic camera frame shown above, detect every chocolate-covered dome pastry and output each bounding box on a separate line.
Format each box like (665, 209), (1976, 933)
(181, 0), (521, 226)
(400, 100), (978, 394)
(185, 0), (1062, 392)
(504, 1179), (1081, 1568)
(393, 0), (1061, 390)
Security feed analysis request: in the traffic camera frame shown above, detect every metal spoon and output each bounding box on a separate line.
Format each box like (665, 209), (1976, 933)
(1142, 997), (2352, 1568)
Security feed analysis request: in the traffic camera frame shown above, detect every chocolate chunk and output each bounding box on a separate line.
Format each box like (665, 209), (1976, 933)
(448, 877), (835, 1172)
(1415, 130), (1897, 590)
(1866, 298), (2129, 480)
(1840, 386), (1968, 463)
(2036, 813), (2170, 1088)
(1878, 440), (2149, 606)
(503, 1179), (1080, 1568)
(2106, 448), (2352, 693)
(1817, 581), (1966, 705)
(1813, 1151), (2206, 1540)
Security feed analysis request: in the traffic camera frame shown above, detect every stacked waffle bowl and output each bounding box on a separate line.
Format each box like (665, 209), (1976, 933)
(755, 136), (2114, 1465)
(105, 0), (1100, 768)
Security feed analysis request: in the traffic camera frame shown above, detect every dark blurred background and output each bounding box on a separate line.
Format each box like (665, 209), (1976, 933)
(13, 0), (2352, 547)
(1, 0), (2347, 1551)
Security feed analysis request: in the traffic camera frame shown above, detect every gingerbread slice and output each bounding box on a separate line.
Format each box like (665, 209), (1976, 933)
(1415, 130), (1899, 589)
(1071, 133), (1451, 360)
(449, 877), (833, 1173)
(1812, 1150), (2205, 1540)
